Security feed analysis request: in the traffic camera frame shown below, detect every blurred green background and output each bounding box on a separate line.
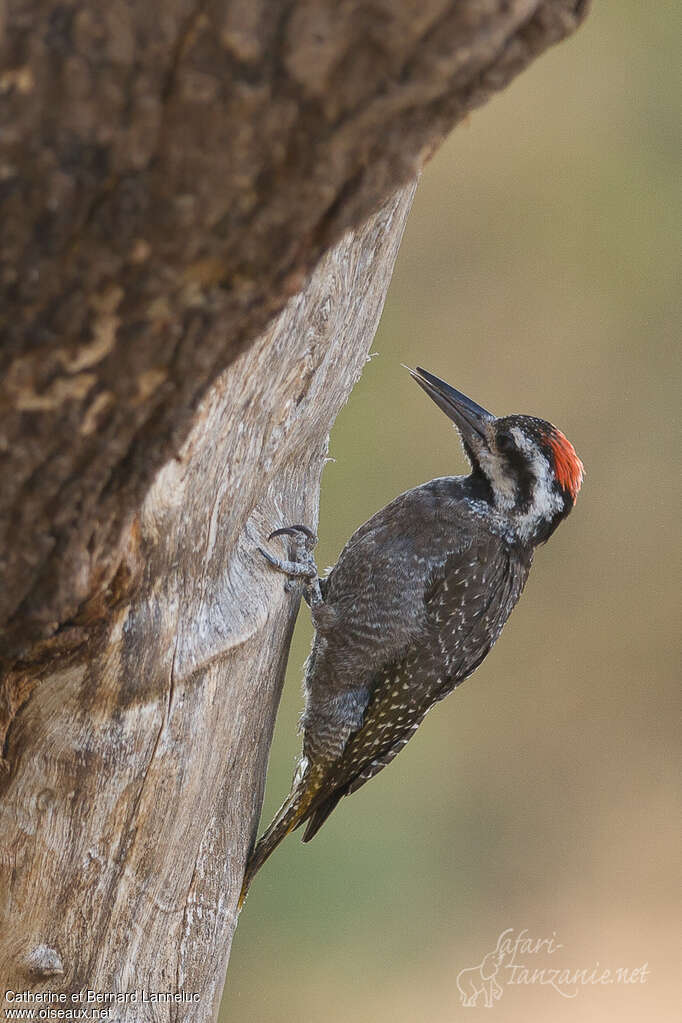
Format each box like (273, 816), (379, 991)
(223, 4), (679, 1020)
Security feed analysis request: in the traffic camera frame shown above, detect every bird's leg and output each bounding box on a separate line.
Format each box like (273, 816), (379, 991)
(258, 525), (322, 607)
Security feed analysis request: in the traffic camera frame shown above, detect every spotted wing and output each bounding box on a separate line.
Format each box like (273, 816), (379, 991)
(300, 535), (530, 840)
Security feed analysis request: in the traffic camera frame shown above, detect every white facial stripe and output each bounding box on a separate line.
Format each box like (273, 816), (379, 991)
(477, 448), (517, 510)
(509, 426), (563, 538)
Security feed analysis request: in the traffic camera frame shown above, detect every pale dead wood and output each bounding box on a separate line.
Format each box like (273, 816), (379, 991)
(0, 183), (416, 1015)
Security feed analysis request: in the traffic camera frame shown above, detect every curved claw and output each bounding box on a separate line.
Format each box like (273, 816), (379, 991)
(257, 546), (317, 579)
(258, 526), (323, 607)
(268, 524), (317, 544)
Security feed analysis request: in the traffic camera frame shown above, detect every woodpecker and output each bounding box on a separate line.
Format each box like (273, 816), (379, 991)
(239, 366), (583, 907)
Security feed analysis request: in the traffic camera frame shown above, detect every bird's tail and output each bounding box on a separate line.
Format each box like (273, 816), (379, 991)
(238, 762), (324, 910)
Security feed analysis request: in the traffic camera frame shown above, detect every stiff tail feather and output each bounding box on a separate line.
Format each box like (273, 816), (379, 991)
(238, 765), (324, 909)
(301, 789), (345, 843)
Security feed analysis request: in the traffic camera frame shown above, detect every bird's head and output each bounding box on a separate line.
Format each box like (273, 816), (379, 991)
(409, 366), (584, 545)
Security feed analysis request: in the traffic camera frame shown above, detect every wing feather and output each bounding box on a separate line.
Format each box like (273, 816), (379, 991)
(298, 536), (529, 832)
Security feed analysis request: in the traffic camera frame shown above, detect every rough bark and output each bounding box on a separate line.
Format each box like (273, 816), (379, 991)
(0, 183), (416, 1012)
(0, 0), (588, 666)
(0, 0), (590, 1015)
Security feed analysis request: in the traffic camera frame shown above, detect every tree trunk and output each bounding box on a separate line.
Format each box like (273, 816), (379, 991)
(0, 0), (589, 1015)
(0, 180), (416, 1013)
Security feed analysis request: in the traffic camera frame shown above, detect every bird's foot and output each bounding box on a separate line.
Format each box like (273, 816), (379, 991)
(258, 525), (322, 606)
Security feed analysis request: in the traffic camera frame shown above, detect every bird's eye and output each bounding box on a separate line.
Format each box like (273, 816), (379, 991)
(497, 432), (515, 453)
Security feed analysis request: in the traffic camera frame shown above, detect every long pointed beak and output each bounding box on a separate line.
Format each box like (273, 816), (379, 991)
(407, 366), (495, 443)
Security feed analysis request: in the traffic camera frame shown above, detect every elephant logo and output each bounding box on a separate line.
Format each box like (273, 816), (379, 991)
(456, 948), (506, 1008)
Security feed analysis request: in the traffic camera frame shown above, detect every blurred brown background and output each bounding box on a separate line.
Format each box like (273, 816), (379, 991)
(223, 3), (679, 1019)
